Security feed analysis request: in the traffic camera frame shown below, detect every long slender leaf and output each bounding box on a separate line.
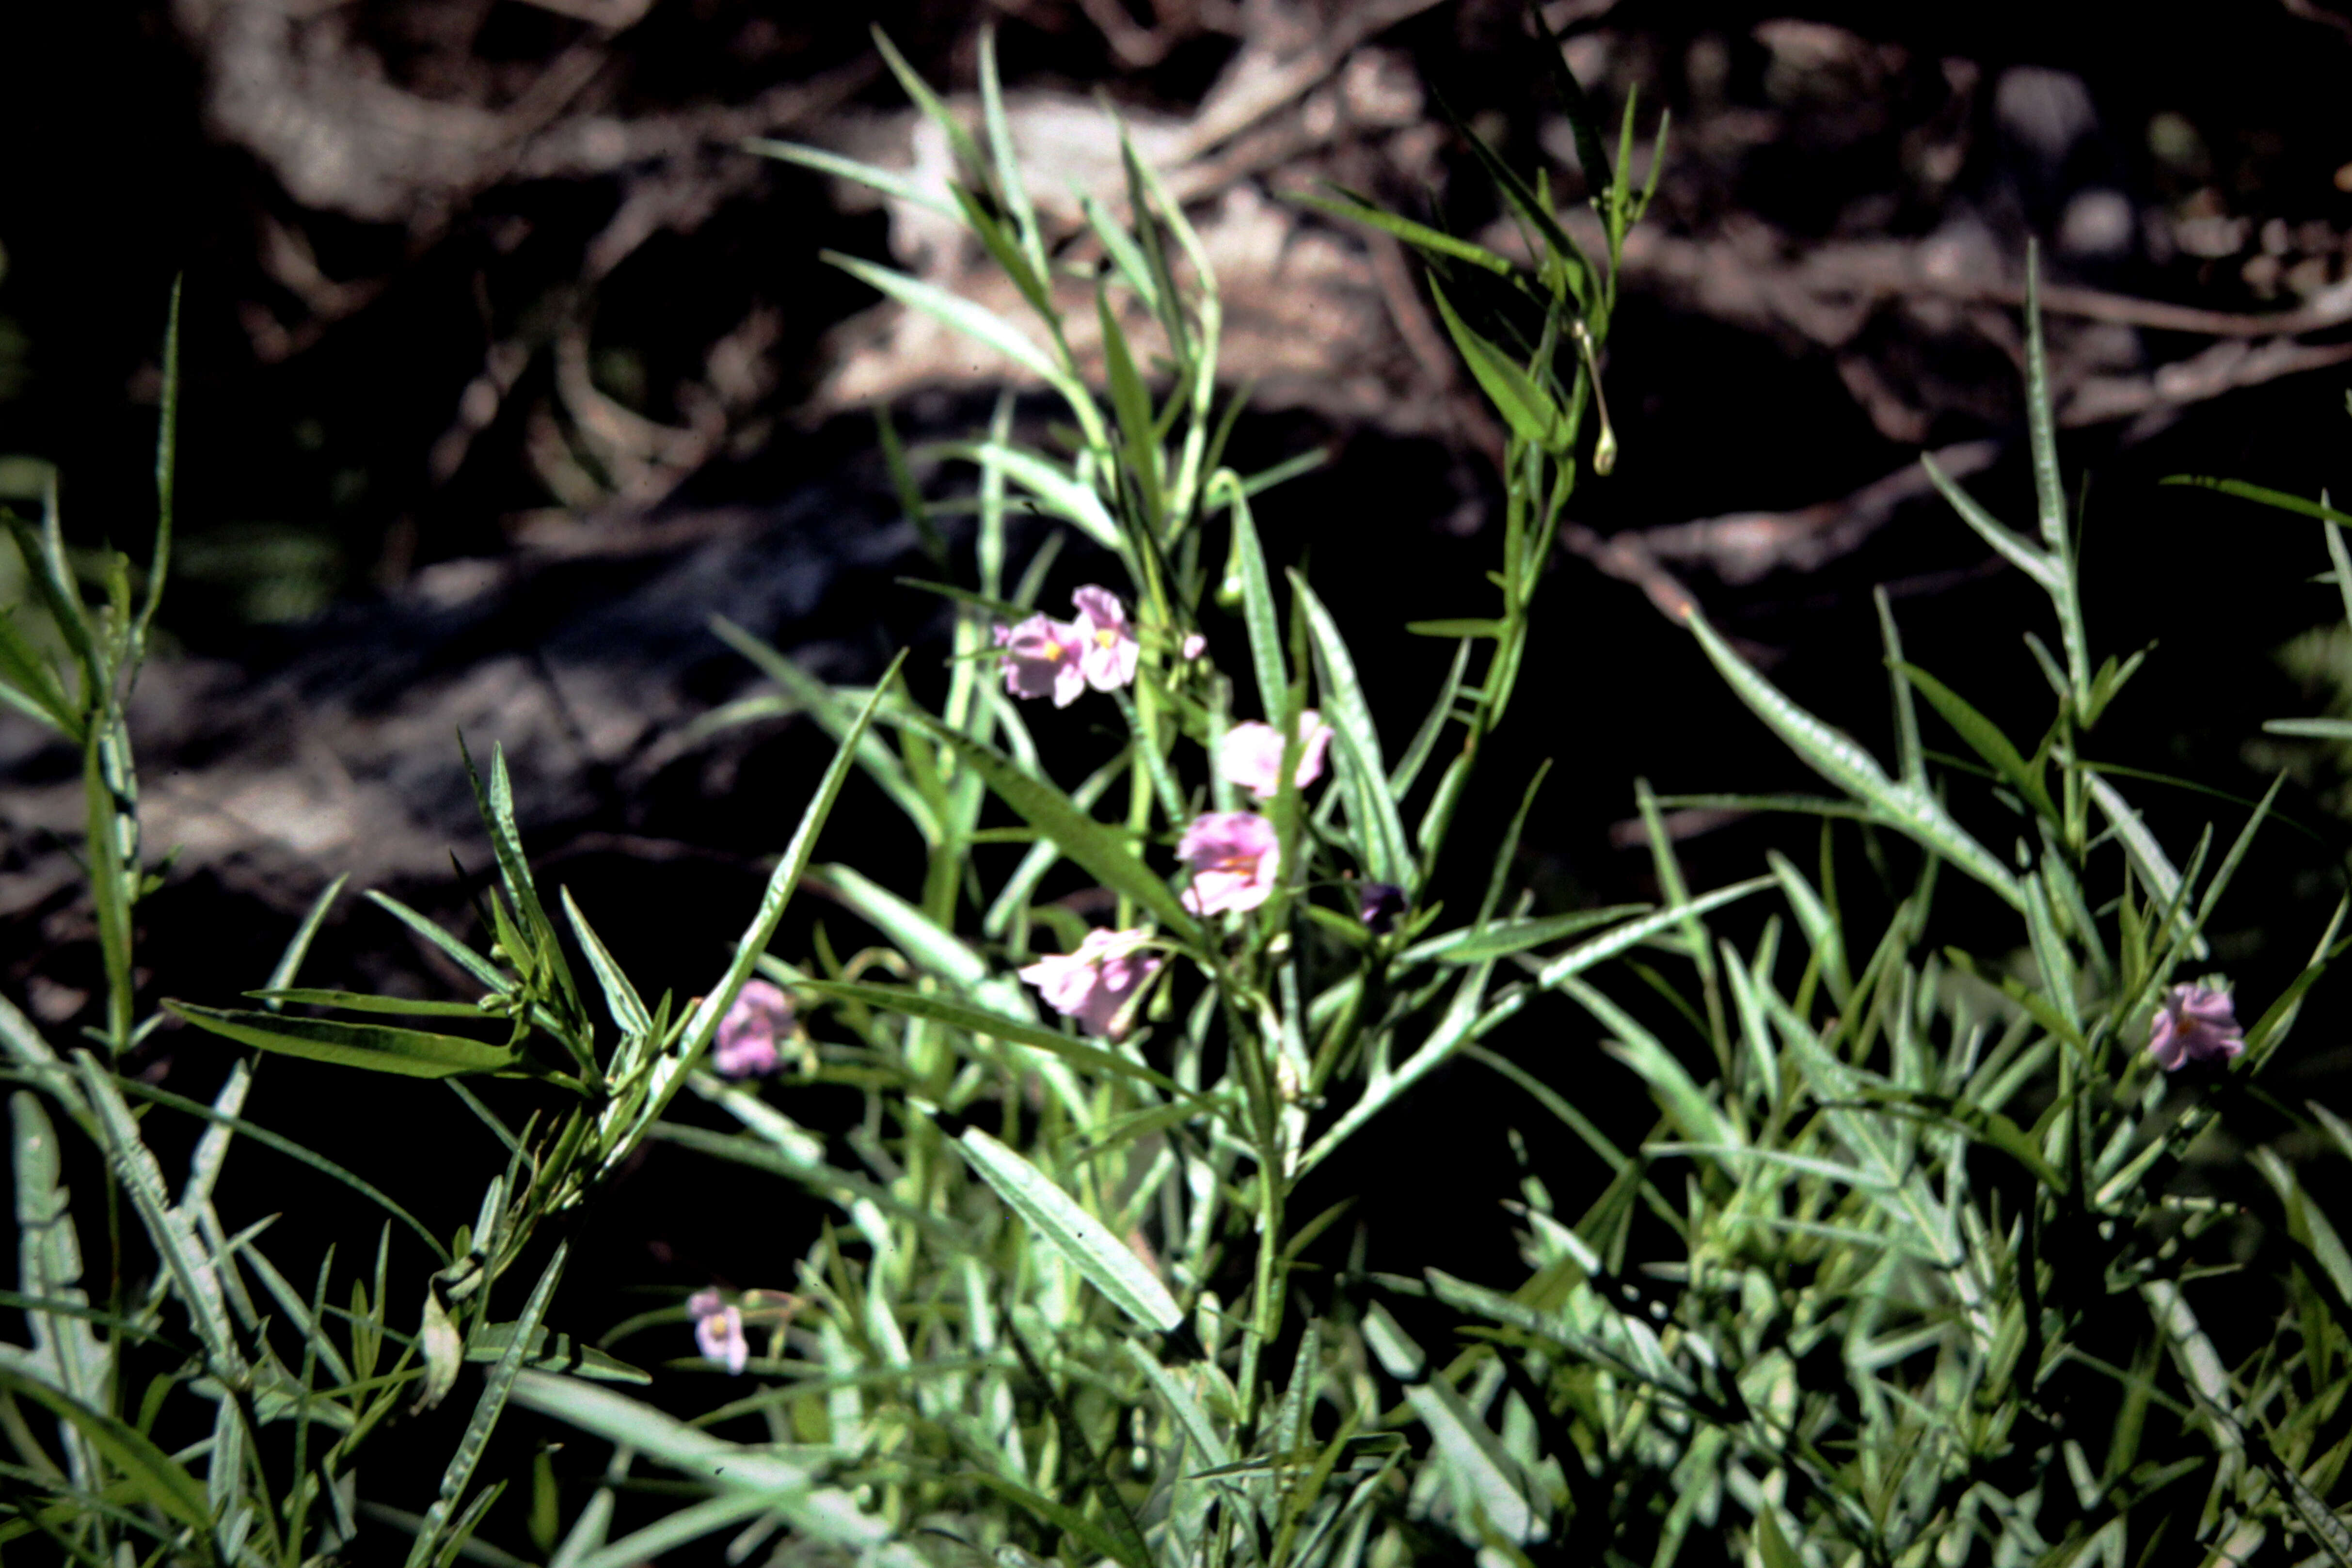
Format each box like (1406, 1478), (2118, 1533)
(796, 979), (1196, 1099)
(407, 1245), (568, 1568)
(0, 1366), (209, 1530)
(1291, 570), (1411, 887)
(1683, 607), (2023, 909)
(956, 1128), (1183, 1330)
(906, 712), (1200, 943)
(163, 1002), (520, 1078)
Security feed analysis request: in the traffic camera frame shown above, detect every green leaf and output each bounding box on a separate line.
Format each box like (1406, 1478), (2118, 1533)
(906, 711), (1200, 943)
(826, 252), (1086, 414)
(983, 751), (1125, 939)
(514, 1382), (720, 1487)
(930, 437), (1122, 552)
(1534, 876), (1775, 987)
(11, 1093), (107, 1471)
(1097, 287), (1162, 535)
(1402, 903), (1650, 965)
(466, 743), (587, 1033)
(466, 1319), (649, 1384)
(365, 889), (513, 997)
(743, 138), (956, 219)
(966, 1471), (1149, 1568)
(1683, 606), (2024, 909)
(1557, 974), (1731, 1147)
(1921, 451), (2058, 590)
(1288, 187), (1513, 275)
(796, 979), (1195, 1100)
(568, 1489), (831, 1568)
(957, 1127), (1183, 1330)
(709, 617), (939, 843)
(139, 278), (180, 652)
(79, 1062), (239, 1348)
(407, 1245), (567, 1568)
(868, 24), (987, 189)
(638, 657), (906, 1172)
(1428, 278), (1568, 453)
(1218, 474), (1288, 722)
(2264, 716), (2352, 740)
(2162, 475), (2352, 530)
(0, 608), (77, 735)
(246, 988), (488, 1018)
(1403, 618), (1507, 638)
(560, 887), (653, 1042)
(111, 1073), (448, 1264)
(1898, 662), (2057, 822)
(0, 1364), (210, 1530)
(164, 1001), (520, 1078)
(809, 863), (992, 990)
(2086, 773), (2207, 961)
(1291, 570), (1411, 886)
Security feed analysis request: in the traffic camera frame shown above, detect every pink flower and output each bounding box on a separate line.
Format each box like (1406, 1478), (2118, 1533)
(1018, 927), (1164, 1038)
(714, 979), (793, 1077)
(2148, 984), (2244, 1071)
(1180, 633), (1207, 661)
(995, 614), (1087, 707)
(687, 1288), (749, 1374)
(1071, 586), (1140, 693)
(1218, 711), (1334, 800)
(1178, 811), (1280, 916)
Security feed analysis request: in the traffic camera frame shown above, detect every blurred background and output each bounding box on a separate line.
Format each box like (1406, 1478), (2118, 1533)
(9, 0), (2352, 1479)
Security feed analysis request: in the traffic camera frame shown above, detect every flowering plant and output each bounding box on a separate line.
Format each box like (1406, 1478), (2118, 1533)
(6, 21), (2352, 1568)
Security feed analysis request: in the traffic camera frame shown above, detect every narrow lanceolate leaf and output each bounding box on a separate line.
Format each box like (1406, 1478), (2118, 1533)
(743, 139), (957, 219)
(1291, 571), (1412, 883)
(13, 1093), (106, 1473)
(71, 1058), (243, 1379)
(509, 1374), (814, 1490)
(1403, 904), (1653, 966)
(708, 616), (938, 844)
(810, 863), (992, 988)
(266, 872), (348, 1000)
(826, 253), (1080, 405)
(1898, 662), (2056, 823)
(957, 1128), (1183, 1331)
(906, 712), (1201, 943)
(0, 609), (78, 735)
(514, 1374), (918, 1557)
(1287, 187), (1514, 275)
(465, 1318), (649, 1383)
(1222, 479), (1289, 723)
(796, 979), (1196, 1100)
(1535, 877), (1776, 987)
(246, 989), (487, 1018)
(162, 1002), (521, 1078)
(634, 656), (905, 1171)
(407, 1245), (568, 1568)
(1683, 607), (2023, 909)
(1921, 452), (2059, 589)
(1427, 278), (1568, 453)
(2087, 773), (2207, 959)
(932, 439), (1122, 552)
(561, 888), (653, 1041)
(0, 1365), (210, 1529)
